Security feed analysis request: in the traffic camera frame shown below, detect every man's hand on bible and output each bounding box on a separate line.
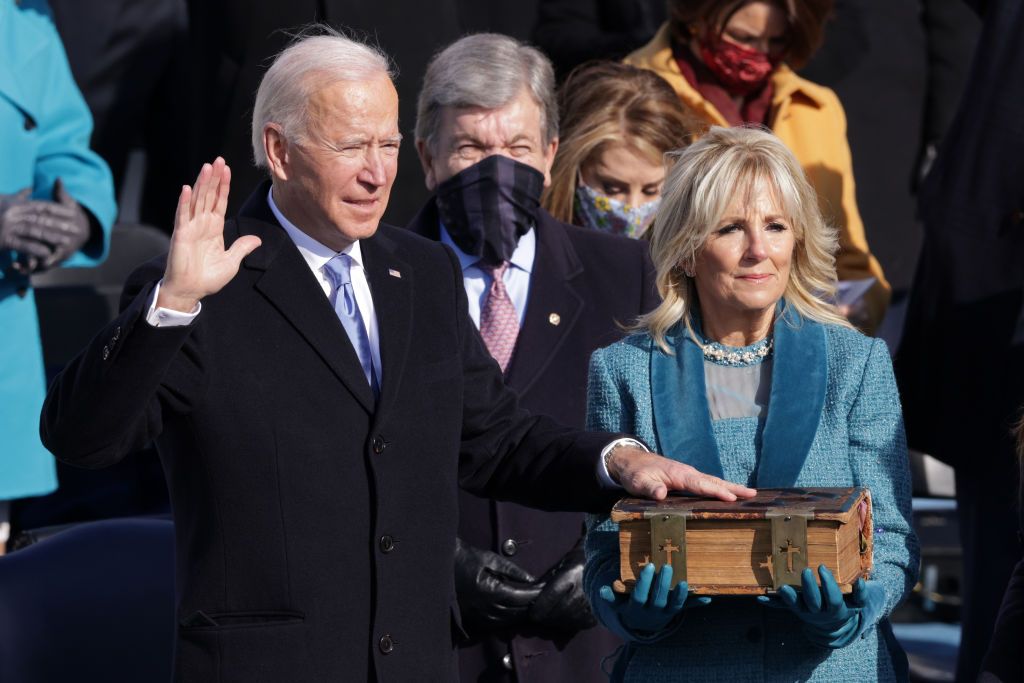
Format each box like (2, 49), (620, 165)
(606, 445), (757, 502)
(158, 158), (262, 312)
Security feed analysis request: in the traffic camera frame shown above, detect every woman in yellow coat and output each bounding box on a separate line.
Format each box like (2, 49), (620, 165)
(626, 0), (889, 332)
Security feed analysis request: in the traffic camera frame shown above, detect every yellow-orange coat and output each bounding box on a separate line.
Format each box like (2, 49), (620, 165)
(627, 25), (890, 334)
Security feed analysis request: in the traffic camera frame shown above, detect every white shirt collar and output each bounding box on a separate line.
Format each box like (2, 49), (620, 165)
(438, 223), (535, 274)
(268, 187), (364, 272)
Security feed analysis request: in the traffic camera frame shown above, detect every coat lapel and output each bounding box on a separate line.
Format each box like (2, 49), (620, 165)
(756, 307), (828, 487)
(650, 324), (725, 478)
(505, 215), (585, 396)
(649, 306), (828, 485)
(361, 228), (413, 424)
(239, 187), (375, 413)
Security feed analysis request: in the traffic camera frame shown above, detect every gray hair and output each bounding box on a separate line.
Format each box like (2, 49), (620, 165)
(251, 25), (395, 168)
(415, 33), (558, 152)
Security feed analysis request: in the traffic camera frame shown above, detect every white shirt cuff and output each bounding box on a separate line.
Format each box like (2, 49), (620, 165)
(145, 280), (201, 327)
(598, 437), (649, 488)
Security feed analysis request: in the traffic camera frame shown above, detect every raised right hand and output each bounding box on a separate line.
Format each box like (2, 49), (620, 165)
(158, 158), (262, 312)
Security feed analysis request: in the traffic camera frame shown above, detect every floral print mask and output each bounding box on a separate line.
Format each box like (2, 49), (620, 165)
(574, 182), (661, 239)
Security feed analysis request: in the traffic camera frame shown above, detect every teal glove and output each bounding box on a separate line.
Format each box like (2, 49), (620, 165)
(758, 565), (886, 648)
(596, 563), (710, 641)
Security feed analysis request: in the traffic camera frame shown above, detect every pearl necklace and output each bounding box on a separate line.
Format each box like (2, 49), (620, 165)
(699, 336), (774, 367)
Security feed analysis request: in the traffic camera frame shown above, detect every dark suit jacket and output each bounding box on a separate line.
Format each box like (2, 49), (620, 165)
(407, 201), (658, 682)
(41, 185), (622, 683)
(895, 1), (1024, 680)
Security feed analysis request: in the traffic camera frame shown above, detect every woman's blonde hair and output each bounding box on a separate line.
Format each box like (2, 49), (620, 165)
(638, 125), (850, 352)
(543, 62), (695, 223)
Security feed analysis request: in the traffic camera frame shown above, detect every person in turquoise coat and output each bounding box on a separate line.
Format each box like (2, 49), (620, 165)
(583, 126), (918, 681)
(0, 0), (115, 534)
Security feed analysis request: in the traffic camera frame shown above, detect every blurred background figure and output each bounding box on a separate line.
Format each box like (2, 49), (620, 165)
(897, 0), (1024, 680)
(625, 0), (889, 333)
(44, 0), (188, 230)
(543, 61), (694, 238)
(980, 414), (1024, 683)
(800, 0), (979, 331)
(531, 0), (666, 80)
(408, 34), (658, 682)
(0, 0), (116, 553)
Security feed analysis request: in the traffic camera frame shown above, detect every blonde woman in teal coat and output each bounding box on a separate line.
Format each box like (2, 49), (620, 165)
(584, 126), (918, 681)
(0, 0), (115, 540)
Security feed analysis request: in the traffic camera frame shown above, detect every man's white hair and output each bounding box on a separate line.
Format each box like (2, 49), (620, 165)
(251, 26), (394, 168)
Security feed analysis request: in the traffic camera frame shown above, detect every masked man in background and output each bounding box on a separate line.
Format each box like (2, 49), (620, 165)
(409, 33), (659, 682)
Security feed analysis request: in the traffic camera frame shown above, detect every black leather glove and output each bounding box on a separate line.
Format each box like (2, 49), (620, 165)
(454, 537), (544, 634)
(528, 540), (597, 634)
(0, 179), (91, 273)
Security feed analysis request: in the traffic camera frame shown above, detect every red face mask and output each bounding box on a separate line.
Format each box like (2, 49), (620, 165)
(699, 36), (781, 96)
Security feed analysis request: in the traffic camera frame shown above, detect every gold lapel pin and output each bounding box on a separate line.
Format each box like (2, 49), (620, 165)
(548, 313), (561, 326)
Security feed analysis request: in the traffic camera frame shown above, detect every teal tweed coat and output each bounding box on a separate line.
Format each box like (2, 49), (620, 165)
(584, 309), (919, 682)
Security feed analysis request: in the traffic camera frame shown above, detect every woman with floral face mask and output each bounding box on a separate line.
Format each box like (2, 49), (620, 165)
(543, 62), (694, 239)
(626, 0), (891, 335)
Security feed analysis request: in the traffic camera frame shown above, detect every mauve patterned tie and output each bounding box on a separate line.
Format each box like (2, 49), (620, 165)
(478, 261), (519, 372)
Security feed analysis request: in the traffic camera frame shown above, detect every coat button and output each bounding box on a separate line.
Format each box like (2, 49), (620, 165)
(372, 436), (386, 454)
(501, 653), (514, 671)
(379, 634), (394, 654)
(379, 535), (394, 553)
(501, 539), (518, 556)
(746, 626), (762, 643)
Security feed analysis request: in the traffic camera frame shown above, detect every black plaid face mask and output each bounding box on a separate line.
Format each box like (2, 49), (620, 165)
(435, 155), (544, 266)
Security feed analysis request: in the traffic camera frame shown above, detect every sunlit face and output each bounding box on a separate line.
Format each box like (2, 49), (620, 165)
(721, 1), (789, 57)
(417, 87), (558, 190)
(265, 75), (401, 251)
(579, 142), (665, 208)
(692, 182), (794, 334)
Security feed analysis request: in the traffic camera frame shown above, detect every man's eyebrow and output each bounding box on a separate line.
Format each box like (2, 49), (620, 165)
(507, 133), (536, 145)
(450, 132), (486, 146)
(328, 134), (404, 147)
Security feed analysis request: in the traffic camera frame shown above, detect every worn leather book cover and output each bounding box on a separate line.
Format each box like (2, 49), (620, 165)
(610, 487), (872, 595)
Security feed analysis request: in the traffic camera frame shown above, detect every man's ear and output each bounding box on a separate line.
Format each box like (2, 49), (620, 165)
(541, 136), (559, 188)
(416, 139), (437, 191)
(263, 124), (290, 181)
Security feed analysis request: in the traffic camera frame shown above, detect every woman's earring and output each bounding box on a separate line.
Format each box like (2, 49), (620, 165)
(683, 266), (695, 278)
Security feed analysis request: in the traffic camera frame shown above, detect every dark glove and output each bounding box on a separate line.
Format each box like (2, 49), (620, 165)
(596, 563), (709, 639)
(454, 537), (544, 633)
(0, 179), (91, 273)
(528, 541), (596, 633)
(757, 565), (886, 648)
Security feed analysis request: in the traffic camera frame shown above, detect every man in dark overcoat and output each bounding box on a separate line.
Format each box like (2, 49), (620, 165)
(896, 1), (1024, 680)
(408, 33), (659, 682)
(40, 29), (751, 683)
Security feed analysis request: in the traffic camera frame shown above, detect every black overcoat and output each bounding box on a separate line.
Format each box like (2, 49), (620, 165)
(407, 201), (658, 682)
(41, 185), (622, 683)
(895, 1), (1024, 679)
